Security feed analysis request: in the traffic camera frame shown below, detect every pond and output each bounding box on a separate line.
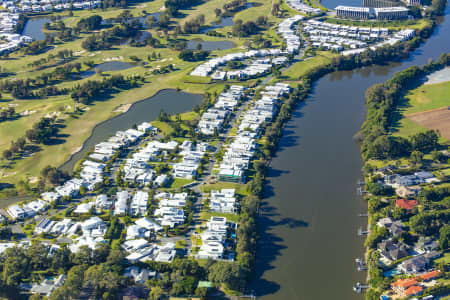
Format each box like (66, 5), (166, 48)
(186, 39), (235, 51)
(201, 2), (255, 33)
(201, 16), (235, 33)
(59, 89), (203, 173)
(22, 17), (52, 41)
(80, 61), (136, 79)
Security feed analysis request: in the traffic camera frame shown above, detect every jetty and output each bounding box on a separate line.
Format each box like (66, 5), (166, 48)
(355, 258), (367, 271)
(353, 282), (370, 293)
(358, 227), (370, 236)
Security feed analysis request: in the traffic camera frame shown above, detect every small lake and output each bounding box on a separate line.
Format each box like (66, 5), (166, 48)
(22, 17), (51, 41)
(59, 89), (203, 173)
(80, 61), (136, 78)
(202, 16), (235, 33)
(138, 12), (161, 29)
(186, 39), (235, 51)
(201, 2), (255, 33)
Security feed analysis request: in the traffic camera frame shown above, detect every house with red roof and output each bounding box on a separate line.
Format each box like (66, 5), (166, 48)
(419, 270), (440, 281)
(404, 285), (423, 297)
(391, 277), (425, 298)
(396, 199), (418, 211)
(391, 278), (418, 294)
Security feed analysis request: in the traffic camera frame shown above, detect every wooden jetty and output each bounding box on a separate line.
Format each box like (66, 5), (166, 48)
(353, 282), (370, 293)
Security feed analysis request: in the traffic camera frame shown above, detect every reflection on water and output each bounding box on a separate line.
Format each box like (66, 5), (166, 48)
(22, 17), (52, 41)
(252, 4), (450, 300)
(80, 61), (136, 78)
(201, 2), (254, 33)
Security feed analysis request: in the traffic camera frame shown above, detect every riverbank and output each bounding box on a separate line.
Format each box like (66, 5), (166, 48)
(360, 60), (450, 299)
(0, 2), (449, 298)
(58, 89), (204, 174)
(251, 2), (450, 299)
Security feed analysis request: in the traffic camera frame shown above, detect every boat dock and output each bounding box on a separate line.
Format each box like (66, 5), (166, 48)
(353, 282), (370, 293)
(355, 258), (367, 271)
(358, 227), (370, 235)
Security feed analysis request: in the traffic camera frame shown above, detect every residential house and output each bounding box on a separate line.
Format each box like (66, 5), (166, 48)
(396, 199), (418, 211)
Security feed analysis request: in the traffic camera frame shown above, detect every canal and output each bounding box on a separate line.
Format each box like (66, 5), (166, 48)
(59, 89), (203, 173)
(252, 4), (450, 300)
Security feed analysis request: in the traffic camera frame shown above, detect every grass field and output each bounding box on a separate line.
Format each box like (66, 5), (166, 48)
(200, 211), (240, 223)
(391, 81), (450, 143)
(199, 182), (251, 196)
(402, 81), (450, 114)
(281, 52), (334, 80)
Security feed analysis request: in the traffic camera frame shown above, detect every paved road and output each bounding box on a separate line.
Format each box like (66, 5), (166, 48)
(183, 91), (257, 254)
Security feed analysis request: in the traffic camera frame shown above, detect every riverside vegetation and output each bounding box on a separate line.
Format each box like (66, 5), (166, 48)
(359, 56), (450, 299)
(0, 0), (449, 298)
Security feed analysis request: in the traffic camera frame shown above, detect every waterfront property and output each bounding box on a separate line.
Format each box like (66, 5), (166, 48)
(336, 5), (409, 20)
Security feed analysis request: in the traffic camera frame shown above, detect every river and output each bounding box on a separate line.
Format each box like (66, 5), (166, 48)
(252, 4), (450, 300)
(59, 89), (203, 173)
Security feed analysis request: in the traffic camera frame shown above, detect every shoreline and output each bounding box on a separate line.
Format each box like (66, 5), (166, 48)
(58, 88), (203, 173)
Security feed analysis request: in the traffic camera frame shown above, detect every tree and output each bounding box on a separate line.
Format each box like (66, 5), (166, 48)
(79, 185), (86, 196)
(2, 149), (13, 160)
(71, 245), (93, 265)
(439, 224), (450, 250)
(410, 150), (424, 165)
(149, 286), (163, 300)
(51, 246), (71, 272)
(50, 265), (85, 300)
(410, 130), (439, 152)
(367, 182), (394, 196)
(84, 264), (122, 297)
(0, 227), (12, 239)
(431, 150), (445, 163)
(16, 137), (26, 151)
(208, 262), (246, 291)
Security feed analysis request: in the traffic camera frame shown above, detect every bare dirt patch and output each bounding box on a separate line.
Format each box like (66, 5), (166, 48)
(406, 106), (450, 140)
(113, 103), (131, 113)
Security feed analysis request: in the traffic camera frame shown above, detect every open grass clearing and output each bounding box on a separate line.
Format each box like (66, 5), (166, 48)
(391, 81), (450, 143)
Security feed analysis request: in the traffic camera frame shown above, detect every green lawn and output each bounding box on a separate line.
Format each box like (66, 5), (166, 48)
(390, 80), (450, 142)
(199, 182), (250, 196)
(168, 178), (196, 189)
(200, 211), (240, 223)
(281, 53), (333, 80)
(401, 80), (450, 114)
(391, 116), (428, 138)
(435, 252), (450, 265)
